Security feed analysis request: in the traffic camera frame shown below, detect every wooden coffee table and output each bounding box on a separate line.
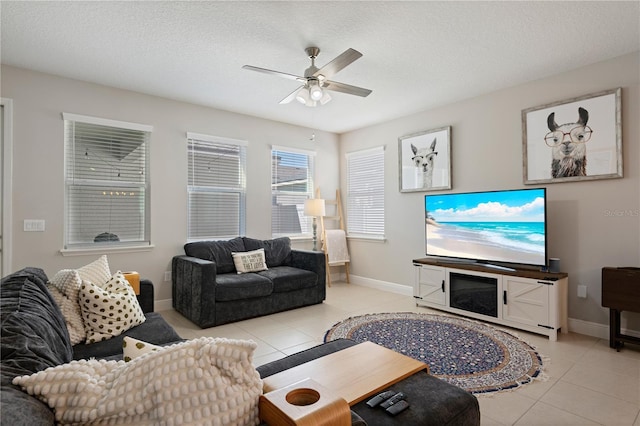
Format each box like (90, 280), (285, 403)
(262, 341), (429, 406)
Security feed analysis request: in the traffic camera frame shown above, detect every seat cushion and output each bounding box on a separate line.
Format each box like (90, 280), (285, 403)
(257, 266), (317, 293)
(215, 273), (273, 302)
(243, 237), (292, 267)
(184, 237), (246, 274)
(72, 312), (181, 360)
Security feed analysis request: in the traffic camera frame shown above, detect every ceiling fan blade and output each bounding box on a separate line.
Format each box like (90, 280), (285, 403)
(242, 65), (306, 82)
(314, 48), (363, 79)
(324, 80), (372, 97)
(279, 86), (304, 104)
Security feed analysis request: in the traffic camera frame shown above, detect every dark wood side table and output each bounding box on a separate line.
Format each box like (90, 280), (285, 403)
(601, 267), (640, 351)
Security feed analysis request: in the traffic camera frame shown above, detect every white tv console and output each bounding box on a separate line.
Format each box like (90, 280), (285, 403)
(413, 258), (569, 341)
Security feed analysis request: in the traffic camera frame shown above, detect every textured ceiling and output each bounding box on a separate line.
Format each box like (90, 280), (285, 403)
(1, 1), (639, 133)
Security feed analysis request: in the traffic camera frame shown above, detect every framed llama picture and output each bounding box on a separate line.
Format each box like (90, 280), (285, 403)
(399, 126), (451, 193)
(522, 88), (622, 184)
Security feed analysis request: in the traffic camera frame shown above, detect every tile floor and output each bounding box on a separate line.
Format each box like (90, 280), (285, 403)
(159, 282), (640, 425)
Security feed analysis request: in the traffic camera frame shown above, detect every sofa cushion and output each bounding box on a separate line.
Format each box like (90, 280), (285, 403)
(257, 266), (318, 293)
(72, 312), (181, 360)
(243, 237), (292, 267)
(184, 237), (246, 274)
(215, 273), (273, 302)
(1, 268), (73, 426)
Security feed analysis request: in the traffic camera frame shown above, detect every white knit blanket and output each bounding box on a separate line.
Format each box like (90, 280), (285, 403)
(13, 337), (262, 425)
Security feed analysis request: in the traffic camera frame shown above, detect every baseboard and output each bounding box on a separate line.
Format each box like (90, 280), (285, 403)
(155, 298), (173, 312)
(568, 317), (640, 340)
(349, 274), (413, 297)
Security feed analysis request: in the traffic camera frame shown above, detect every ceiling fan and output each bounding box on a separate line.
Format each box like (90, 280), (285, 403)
(242, 47), (372, 107)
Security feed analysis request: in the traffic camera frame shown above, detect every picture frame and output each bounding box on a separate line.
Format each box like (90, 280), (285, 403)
(398, 126), (451, 193)
(522, 88), (622, 184)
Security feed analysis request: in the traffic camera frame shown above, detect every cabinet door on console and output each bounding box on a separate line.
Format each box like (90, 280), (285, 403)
(502, 277), (550, 328)
(415, 265), (446, 306)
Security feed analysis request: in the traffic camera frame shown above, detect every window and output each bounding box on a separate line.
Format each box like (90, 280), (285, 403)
(187, 133), (247, 240)
(271, 146), (315, 237)
(346, 146), (385, 238)
(63, 113), (152, 250)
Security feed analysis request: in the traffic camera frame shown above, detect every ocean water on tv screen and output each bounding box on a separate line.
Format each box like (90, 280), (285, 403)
(442, 221), (545, 254)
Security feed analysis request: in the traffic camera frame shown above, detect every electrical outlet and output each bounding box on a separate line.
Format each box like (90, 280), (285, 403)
(577, 285), (587, 298)
(164, 271), (171, 282)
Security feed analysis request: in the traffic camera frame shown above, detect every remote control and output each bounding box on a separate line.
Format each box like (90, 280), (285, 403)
(386, 399), (410, 416)
(366, 390), (396, 408)
(379, 392), (405, 409)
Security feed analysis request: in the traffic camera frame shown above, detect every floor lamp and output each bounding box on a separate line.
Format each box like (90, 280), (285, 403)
(304, 198), (325, 251)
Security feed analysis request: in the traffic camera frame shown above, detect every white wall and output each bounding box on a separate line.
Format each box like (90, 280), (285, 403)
(1, 65), (340, 301)
(339, 52), (640, 332)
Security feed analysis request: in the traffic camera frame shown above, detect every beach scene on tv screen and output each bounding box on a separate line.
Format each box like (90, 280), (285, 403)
(425, 190), (546, 266)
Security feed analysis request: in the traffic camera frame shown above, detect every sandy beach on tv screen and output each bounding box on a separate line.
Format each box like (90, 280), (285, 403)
(426, 223), (542, 265)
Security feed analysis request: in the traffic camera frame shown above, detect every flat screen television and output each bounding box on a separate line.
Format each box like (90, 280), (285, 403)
(425, 188), (547, 269)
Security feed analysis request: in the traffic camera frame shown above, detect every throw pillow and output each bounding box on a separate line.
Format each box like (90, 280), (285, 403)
(122, 336), (160, 362)
(47, 269), (86, 345)
(232, 248), (268, 274)
(46, 284), (86, 345)
(77, 255), (111, 287)
(79, 271), (146, 344)
(12, 337), (263, 425)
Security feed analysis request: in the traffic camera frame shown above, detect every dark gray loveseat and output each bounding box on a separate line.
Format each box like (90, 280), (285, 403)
(172, 236), (326, 327)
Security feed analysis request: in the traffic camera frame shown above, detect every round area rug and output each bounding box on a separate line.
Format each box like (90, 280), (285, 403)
(324, 312), (547, 394)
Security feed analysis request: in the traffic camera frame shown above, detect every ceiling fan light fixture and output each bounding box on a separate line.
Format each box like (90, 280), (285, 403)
(309, 83), (324, 101)
(319, 91), (332, 105)
(296, 87), (310, 104)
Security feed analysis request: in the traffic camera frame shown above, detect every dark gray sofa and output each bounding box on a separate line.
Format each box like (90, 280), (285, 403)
(0, 267), (182, 425)
(2, 267), (479, 426)
(172, 236), (326, 327)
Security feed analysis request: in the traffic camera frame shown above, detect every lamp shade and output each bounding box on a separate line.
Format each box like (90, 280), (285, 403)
(304, 198), (325, 217)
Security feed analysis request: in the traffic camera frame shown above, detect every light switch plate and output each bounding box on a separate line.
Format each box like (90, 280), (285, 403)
(24, 219), (45, 232)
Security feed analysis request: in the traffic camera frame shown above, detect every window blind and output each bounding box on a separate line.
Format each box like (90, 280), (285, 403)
(187, 133), (247, 240)
(346, 146), (385, 238)
(63, 114), (151, 248)
(271, 147), (315, 237)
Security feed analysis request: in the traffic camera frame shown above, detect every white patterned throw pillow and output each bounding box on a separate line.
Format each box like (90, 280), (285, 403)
(79, 271), (146, 343)
(12, 337), (263, 426)
(232, 248), (268, 274)
(47, 269), (86, 344)
(46, 284), (86, 345)
(77, 255), (112, 287)
(122, 336), (160, 362)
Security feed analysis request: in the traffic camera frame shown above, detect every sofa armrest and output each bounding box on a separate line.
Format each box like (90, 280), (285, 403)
(136, 279), (154, 313)
(286, 249), (326, 287)
(171, 255), (218, 328)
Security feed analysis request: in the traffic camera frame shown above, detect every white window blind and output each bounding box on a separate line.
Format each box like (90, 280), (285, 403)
(346, 146), (385, 238)
(271, 146), (315, 237)
(63, 113), (152, 249)
(188, 133), (247, 240)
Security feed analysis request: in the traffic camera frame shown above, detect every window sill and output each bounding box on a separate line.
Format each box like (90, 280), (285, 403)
(347, 235), (386, 243)
(60, 244), (155, 257)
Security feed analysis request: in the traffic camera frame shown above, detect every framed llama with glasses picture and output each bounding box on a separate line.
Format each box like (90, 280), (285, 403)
(399, 126), (451, 193)
(522, 88), (622, 184)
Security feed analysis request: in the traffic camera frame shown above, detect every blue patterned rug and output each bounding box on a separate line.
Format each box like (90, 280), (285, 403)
(324, 312), (547, 394)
